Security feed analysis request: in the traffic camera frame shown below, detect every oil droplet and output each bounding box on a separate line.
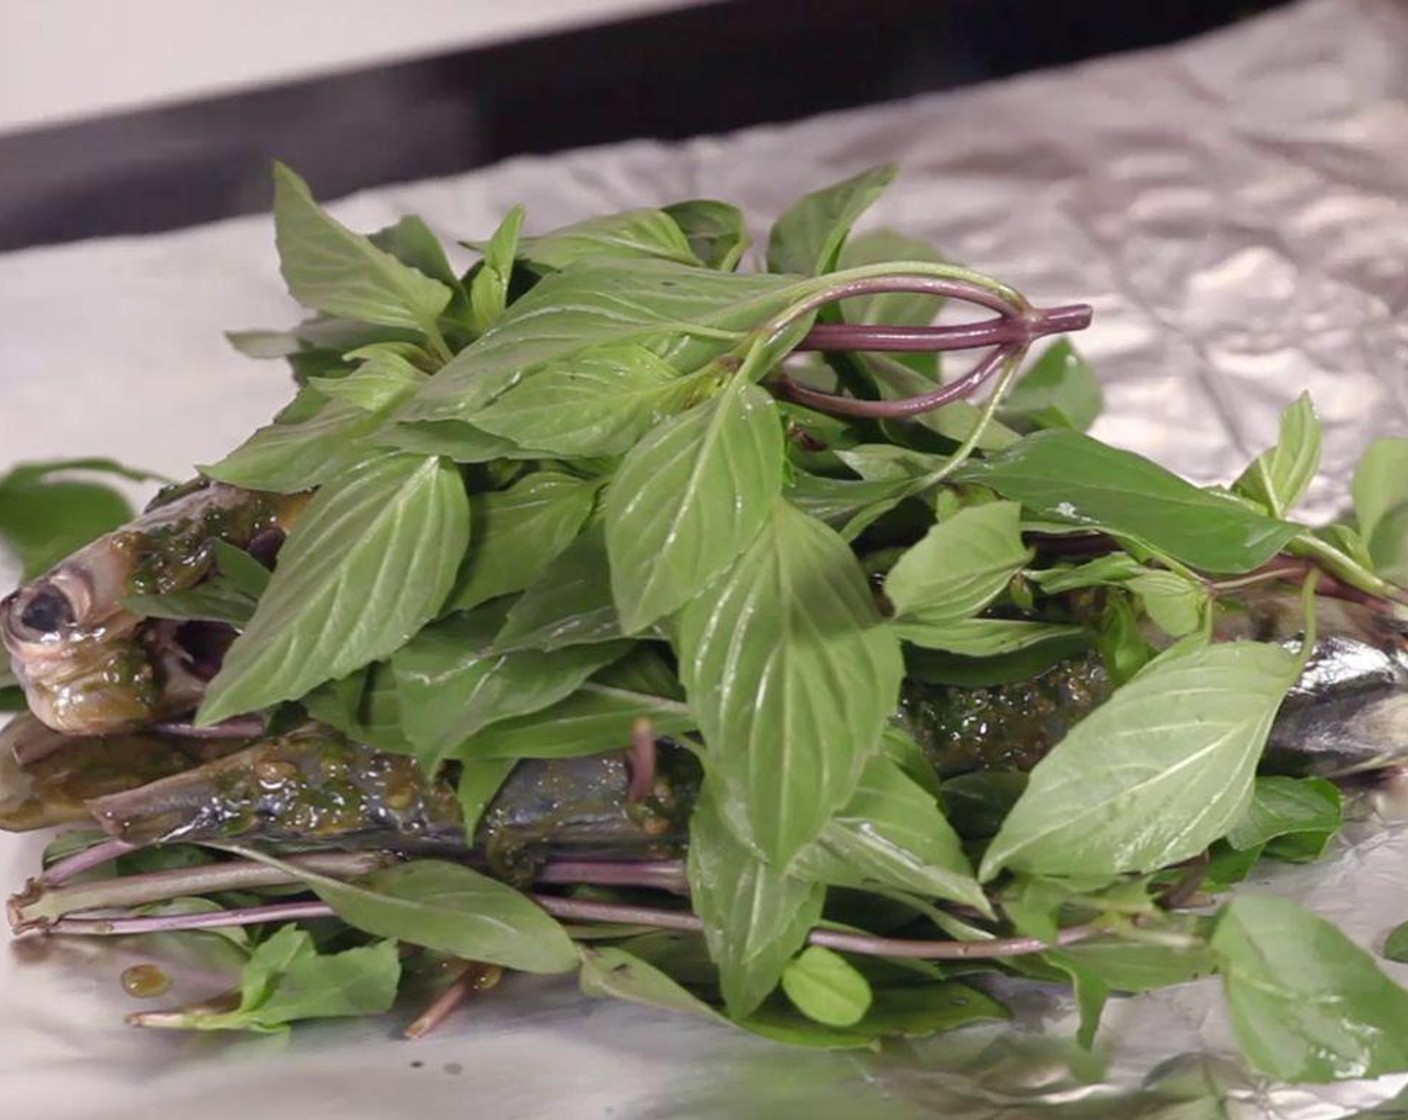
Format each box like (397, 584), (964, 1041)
(443, 1063), (463, 1076)
(120, 964), (171, 999)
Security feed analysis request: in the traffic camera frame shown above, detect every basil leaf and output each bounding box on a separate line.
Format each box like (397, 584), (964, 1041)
(687, 792), (826, 1018)
(793, 756), (988, 913)
(271, 163), (451, 340)
(1128, 570), (1208, 638)
(1213, 894), (1408, 1082)
(198, 454), (469, 725)
(392, 601), (632, 760)
(150, 927), (401, 1033)
(867, 356), (1020, 451)
(1383, 922), (1408, 964)
(781, 946), (873, 1027)
(498, 208), (699, 271)
(237, 849), (577, 974)
(471, 345), (701, 458)
(895, 618), (1086, 656)
(960, 430), (1300, 574)
(211, 539), (273, 598)
(448, 472), (600, 612)
(402, 261), (818, 424)
(451, 649), (694, 760)
(0, 460), (152, 579)
(1224, 775), (1341, 854)
(980, 641), (1300, 880)
(578, 945), (727, 1023)
(369, 214), (463, 295)
(381, 419), (526, 464)
(786, 471), (917, 531)
(493, 523), (622, 652)
(1353, 437), (1408, 586)
(767, 164), (896, 275)
(124, 582), (257, 626)
(606, 380), (784, 633)
(884, 502), (1030, 625)
(838, 230), (946, 331)
(903, 631), (1092, 688)
(1232, 392), (1322, 518)
(999, 340), (1102, 433)
(303, 662), (412, 753)
(662, 200), (750, 272)
(1028, 553), (1147, 593)
(203, 390), (390, 493)
(468, 205), (524, 335)
(1053, 938), (1217, 992)
(677, 499), (904, 864)
(457, 758), (516, 836)
(744, 982), (1008, 1049)
(308, 346), (426, 412)
(1047, 953), (1109, 1050)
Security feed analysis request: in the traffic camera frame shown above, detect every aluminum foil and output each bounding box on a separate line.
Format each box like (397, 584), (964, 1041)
(3, 0), (1408, 1115)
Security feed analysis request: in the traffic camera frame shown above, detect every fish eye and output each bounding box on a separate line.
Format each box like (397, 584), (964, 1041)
(14, 584), (77, 637)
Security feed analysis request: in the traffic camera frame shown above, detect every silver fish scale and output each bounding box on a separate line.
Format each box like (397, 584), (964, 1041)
(3, 1), (1408, 1117)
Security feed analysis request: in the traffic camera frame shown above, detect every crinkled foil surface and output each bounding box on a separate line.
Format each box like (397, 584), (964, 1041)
(3, 1), (1408, 1116)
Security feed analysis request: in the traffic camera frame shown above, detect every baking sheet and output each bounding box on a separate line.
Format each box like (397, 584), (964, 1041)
(4, 0), (1408, 1115)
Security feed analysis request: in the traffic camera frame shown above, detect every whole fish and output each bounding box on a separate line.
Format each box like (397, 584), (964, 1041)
(0, 481), (305, 734)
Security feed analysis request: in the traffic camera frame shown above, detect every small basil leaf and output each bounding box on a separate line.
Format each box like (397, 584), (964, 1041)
(662, 200), (751, 271)
(577, 945), (728, 1023)
(884, 502), (1031, 626)
(1224, 775), (1341, 854)
(1232, 392), (1322, 518)
(767, 165), (896, 276)
(999, 340), (1103, 433)
(493, 522), (622, 652)
(781, 946), (873, 1027)
(468, 205), (524, 334)
(1352, 437), (1408, 587)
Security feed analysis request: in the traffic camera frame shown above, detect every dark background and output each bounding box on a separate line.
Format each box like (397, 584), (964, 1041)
(0, 0), (1288, 252)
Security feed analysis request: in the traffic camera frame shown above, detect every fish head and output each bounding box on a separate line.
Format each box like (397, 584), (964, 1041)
(2, 482), (304, 735)
(0, 532), (166, 733)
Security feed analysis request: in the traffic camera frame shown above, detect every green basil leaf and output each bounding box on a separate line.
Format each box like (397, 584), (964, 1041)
(866, 356), (1020, 451)
(884, 502), (1031, 625)
(198, 454), (469, 725)
(448, 472), (600, 612)
(786, 471), (917, 531)
(0, 460), (156, 579)
(237, 849), (577, 974)
(392, 600), (632, 760)
(960, 430), (1300, 574)
(380, 419), (526, 464)
(1028, 553), (1148, 593)
(124, 582), (257, 626)
(226, 328), (304, 360)
(471, 345), (701, 458)
(457, 758), (517, 836)
(368, 215), (462, 290)
(677, 498), (904, 864)
(202, 389), (390, 493)
(1128, 570), (1209, 638)
(835, 443), (945, 482)
(793, 755), (988, 913)
(308, 346), (426, 412)
(578, 945), (728, 1023)
(493, 522), (622, 652)
(662, 200), (750, 271)
(402, 260), (818, 425)
(980, 640), (1300, 880)
(301, 662), (412, 752)
(686, 792), (826, 1018)
(743, 982), (1008, 1048)
(999, 340), (1102, 433)
(1212, 894), (1408, 1082)
(1232, 392), (1322, 518)
(1097, 591), (1154, 685)
(153, 927), (401, 1033)
(1353, 437), (1408, 586)
(1047, 953), (1110, 1050)
(895, 618), (1086, 656)
(271, 163), (451, 339)
(1053, 937), (1217, 992)
(903, 631), (1093, 688)
(1383, 921), (1408, 964)
(1224, 775), (1341, 853)
(767, 165), (896, 275)
(497, 208), (699, 271)
(468, 205), (524, 334)
(449, 648), (694, 760)
(781, 946), (873, 1027)
(606, 379), (784, 633)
